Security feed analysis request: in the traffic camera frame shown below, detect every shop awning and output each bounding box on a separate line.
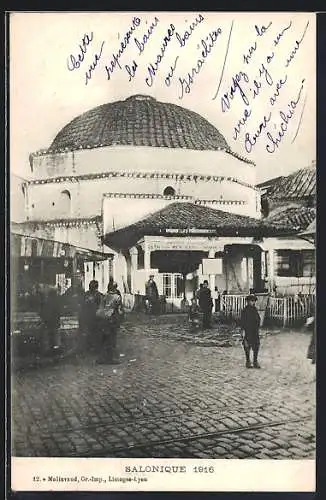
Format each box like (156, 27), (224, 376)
(11, 231), (113, 261)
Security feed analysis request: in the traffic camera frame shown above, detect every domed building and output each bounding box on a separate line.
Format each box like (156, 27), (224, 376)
(13, 94), (308, 310)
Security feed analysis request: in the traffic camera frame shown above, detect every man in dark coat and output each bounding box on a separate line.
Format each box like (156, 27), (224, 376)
(145, 275), (159, 314)
(240, 294), (261, 368)
(81, 280), (103, 350)
(198, 280), (213, 329)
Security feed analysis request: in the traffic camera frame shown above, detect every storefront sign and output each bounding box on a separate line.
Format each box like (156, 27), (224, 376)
(202, 258), (223, 275)
(164, 228), (217, 235)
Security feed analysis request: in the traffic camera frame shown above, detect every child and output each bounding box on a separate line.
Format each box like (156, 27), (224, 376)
(188, 298), (201, 331)
(240, 294), (261, 368)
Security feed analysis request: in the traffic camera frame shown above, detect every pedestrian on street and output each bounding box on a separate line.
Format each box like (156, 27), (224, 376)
(145, 275), (159, 315)
(240, 294), (261, 369)
(212, 286), (220, 313)
(39, 287), (62, 353)
(306, 315), (316, 365)
(188, 298), (201, 331)
(96, 285), (124, 364)
(81, 280), (103, 352)
(198, 280), (213, 329)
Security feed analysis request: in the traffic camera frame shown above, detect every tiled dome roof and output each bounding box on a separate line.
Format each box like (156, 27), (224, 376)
(49, 94), (233, 155)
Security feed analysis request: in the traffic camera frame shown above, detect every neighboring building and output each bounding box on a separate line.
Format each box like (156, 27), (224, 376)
(257, 163), (316, 296)
(11, 174), (27, 223)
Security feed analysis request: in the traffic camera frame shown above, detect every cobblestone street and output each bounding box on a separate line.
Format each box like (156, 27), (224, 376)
(12, 314), (316, 459)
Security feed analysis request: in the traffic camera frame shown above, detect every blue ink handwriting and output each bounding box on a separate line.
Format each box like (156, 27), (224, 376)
(105, 17), (141, 81)
(220, 71), (250, 112)
(178, 28), (222, 99)
(266, 79), (306, 153)
(212, 21), (234, 100)
(175, 14), (205, 47)
(165, 56), (180, 87)
(285, 21), (309, 67)
(85, 41), (105, 85)
(255, 22), (273, 36)
(145, 24), (175, 87)
(134, 17), (160, 55)
(233, 108), (252, 140)
(125, 60), (138, 81)
(244, 112), (272, 153)
(67, 33), (94, 71)
(274, 21), (292, 46)
(243, 42), (257, 64)
(269, 75), (288, 105)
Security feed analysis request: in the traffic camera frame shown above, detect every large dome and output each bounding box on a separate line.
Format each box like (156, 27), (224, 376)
(49, 94), (231, 154)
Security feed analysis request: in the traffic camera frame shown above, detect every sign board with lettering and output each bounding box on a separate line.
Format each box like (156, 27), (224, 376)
(202, 258), (223, 275)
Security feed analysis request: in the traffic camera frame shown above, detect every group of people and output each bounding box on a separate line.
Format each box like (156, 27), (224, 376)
(32, 275), (315, 370)
(80, 279), (124, 364)
(36, 279), (124, 364)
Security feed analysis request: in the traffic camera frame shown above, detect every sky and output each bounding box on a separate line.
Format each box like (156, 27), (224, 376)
(10, 12), (316, 182)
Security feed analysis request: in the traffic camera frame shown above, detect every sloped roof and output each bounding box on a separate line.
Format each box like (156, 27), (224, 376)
(266, 205), (316, 231)
(299, 218), (316, 237)
(262, 164), (316, 200)
(103, 202), (293, 250)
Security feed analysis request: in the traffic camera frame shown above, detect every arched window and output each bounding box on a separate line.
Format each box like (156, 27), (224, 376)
(163, 186), (176, 197)
(58, 190), (71, 215)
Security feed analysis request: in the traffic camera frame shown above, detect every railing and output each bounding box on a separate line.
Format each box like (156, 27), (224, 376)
(221, 295), (247, 320)
(221, 293), (315, 327)
(267, 294), (315, 327)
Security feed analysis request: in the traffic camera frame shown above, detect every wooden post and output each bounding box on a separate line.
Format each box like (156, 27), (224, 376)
(72, 253), (78, 291)
(283, 297), (287, 327)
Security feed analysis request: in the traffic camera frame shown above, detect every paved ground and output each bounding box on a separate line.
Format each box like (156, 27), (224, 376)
(12, 314), (316, 459)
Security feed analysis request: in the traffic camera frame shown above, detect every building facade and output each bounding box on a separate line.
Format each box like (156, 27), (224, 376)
(12, 94), (315, 307)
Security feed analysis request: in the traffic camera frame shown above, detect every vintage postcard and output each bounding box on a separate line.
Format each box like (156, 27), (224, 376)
(10, 11), (316, 492)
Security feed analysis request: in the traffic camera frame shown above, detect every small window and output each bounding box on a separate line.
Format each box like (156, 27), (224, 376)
(163, 186), (175, 196)
(276, 250), (315, 277)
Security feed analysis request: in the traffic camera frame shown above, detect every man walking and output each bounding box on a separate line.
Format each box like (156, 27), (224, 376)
(198, 280), (213, 329)
(240, 294), (261, 369)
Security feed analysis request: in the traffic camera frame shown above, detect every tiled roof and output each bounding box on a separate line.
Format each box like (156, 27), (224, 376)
(262, 164), (316, 200)
(266, 206), (316, 231)
(299, 218), (316, 237)
(103, 202), (292, 250)
(46, 95), (252, 164)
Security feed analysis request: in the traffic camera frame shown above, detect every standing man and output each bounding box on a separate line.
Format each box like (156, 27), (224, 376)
(198, 280), (213, 329)
(240, 294), (261, 369)
(145, 275), (159, 314)
(212, 286), (220, 313)
(96, 286), (124, 364)
(81, 280), (103, 352)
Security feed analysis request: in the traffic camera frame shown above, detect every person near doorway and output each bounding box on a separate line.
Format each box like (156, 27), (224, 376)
(188, 298), (201, 331)
(96, 286), (124, 364)
(81, 280), (103, 352)
(240, 294), (261, 369)
(145, 275), (159, 315)
(212, 286), (220, 313)
(198, 280), (213, 329)
(196, 283), (203, 300)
